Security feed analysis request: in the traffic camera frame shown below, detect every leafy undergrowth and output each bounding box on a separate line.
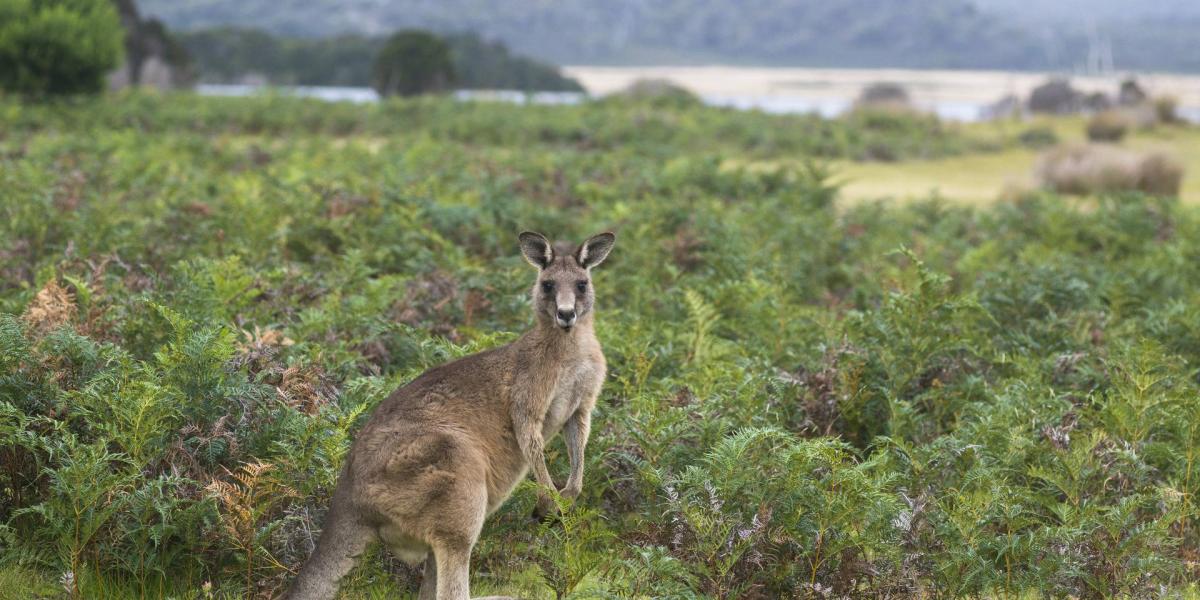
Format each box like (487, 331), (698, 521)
(1, 93), (1198, 598)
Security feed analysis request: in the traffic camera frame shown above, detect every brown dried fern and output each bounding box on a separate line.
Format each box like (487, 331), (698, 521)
(207, 461), (298, 596)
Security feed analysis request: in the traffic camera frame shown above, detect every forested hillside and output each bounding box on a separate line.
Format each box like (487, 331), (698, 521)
(177, 28), (583, 90)
(139, 0), (1200, 71)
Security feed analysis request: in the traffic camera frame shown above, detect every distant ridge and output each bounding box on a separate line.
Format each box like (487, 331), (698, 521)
(140, 0), (1200, 73)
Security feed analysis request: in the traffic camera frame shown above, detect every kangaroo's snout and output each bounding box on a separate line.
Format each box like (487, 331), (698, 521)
(556, 308), (577, 329)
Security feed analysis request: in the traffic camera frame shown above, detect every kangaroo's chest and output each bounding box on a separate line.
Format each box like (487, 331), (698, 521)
(541, 357), (601, 438)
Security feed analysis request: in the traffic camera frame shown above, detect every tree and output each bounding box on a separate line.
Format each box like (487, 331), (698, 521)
(110, 0), (194, 89)
(0, 0), (126, 95)
(371, 30), (454, 98)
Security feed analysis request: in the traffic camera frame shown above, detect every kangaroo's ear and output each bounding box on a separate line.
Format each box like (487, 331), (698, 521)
(519, 231), (554, 269)
(576, 232), (615, 269)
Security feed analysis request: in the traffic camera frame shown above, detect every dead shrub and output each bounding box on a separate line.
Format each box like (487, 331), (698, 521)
(1086, 110), (1130, 142)
(171, 416), (240, 479)
(235, 326), (295, 374)
(853, 82), (914, 113)
(277, 365), (336, 415)
(23, 280), (77, 335)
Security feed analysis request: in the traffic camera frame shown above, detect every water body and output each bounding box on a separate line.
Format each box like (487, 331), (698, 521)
(198, 66), (1200, 122)
(195, 85), (584, 107)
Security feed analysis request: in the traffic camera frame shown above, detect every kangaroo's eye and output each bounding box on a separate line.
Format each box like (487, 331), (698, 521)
(541, 281), (555, 294)
(576, 281), (588, 293)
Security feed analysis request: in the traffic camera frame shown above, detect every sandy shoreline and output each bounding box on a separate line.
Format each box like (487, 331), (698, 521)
(563, 66), (1200, 109)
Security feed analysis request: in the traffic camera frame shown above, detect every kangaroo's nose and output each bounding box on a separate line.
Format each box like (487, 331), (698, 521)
(557, 308), (576, 323)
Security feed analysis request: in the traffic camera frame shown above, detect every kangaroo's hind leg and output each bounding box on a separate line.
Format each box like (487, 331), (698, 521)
(429, 539), (515, 600)
(426, 475), (520, 599)
(424, 481), (485, 600)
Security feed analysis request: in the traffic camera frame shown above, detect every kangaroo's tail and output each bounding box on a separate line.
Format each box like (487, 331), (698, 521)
(283, 483), (373, 600)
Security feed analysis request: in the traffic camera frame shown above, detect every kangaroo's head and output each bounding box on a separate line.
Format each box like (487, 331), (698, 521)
(519, 231), (615, 331)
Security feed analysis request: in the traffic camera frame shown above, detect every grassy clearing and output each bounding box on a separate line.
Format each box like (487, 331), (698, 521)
(832, 146), (1040, 204)
(1, 93), (1199, 598)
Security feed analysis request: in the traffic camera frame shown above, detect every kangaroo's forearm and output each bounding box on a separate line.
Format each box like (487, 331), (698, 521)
(562, 410), (591, 493)
(519, 430), (555, 490)
(512, 401), (556, 491)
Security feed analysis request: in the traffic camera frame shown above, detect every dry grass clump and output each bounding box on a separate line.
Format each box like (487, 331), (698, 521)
(22, 280), (76, 335)
(1121, 103), (1160, 129)
(1138, 153), (1187, 196)
(1036, 144), (1184, 197)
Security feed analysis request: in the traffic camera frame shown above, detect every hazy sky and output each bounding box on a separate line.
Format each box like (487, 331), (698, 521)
(972, 0), (1200, 22)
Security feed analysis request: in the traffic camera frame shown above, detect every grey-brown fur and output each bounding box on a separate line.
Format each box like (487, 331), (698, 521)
(284, 231), (615, 600)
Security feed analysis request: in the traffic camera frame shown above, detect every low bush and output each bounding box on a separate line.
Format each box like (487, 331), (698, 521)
(1017, 125), (1058, 149)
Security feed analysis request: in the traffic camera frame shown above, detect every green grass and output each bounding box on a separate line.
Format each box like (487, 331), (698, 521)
(0, 565), (58, 600)
(1, 92), (1198, 598)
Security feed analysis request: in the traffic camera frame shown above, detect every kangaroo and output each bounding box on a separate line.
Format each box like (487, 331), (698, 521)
(284, 231), (615, 600)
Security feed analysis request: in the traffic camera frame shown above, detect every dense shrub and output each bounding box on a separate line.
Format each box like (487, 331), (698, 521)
(1028, 78), (1082, 114)
(1, 93), (1197, 597)
(0, 0), (125, 95)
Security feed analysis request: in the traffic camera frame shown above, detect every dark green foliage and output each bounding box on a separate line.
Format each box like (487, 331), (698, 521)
(0, 0), (125, 95)
(443, 32), (584, 93)
(1, 93), (1198, 597)
(604, 78), (702, 110)
(178, 28), (583, 91)
(0, 92), (996, 162)
(1018, 125), (1059, 149)
(372, 30), (454, 97)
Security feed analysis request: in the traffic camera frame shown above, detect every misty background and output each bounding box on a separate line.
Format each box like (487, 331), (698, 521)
(141, 0), (1200, 73)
